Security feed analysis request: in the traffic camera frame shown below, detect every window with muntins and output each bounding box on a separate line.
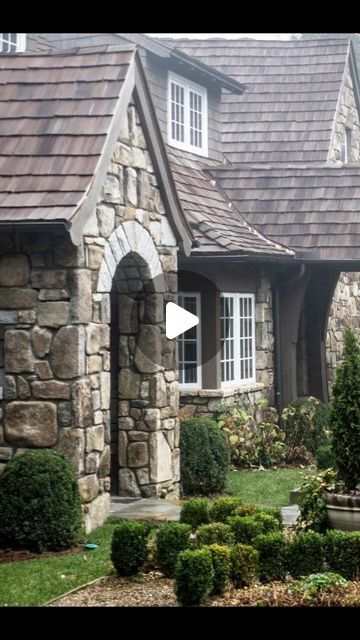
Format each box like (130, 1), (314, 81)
(221, 293), (256, 386)
(0, 33), (26, 53)
(168, 72), (208, 156)
(177, 293), (201, 388)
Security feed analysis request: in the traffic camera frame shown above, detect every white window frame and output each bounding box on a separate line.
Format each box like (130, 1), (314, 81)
(220, 293), (256, 388)
(168, 71), (208, 157)
(177, 292), (202, 390)
(0, 33), (26, 53)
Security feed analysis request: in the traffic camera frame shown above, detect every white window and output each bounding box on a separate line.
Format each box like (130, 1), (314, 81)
(0, 33), (26, 53)
(177, 293), (202, 389)
(221, 293), (256, 387)
(168, 72), (208, 156)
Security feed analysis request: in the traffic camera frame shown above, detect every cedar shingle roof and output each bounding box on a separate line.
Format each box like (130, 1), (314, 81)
(160, 38), (351, 164)
(212, 164), (360, 260)
(0, 46), (134, 225)
(167, 147), (293, 257)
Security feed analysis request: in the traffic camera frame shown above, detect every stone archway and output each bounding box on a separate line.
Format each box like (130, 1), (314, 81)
(96, 221), (179, 499)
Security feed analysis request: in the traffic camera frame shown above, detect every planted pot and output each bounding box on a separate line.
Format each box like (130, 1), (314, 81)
(323, 491), (360, 531)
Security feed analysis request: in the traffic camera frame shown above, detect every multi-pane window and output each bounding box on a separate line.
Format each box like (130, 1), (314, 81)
(177, 293), (201, 388)
(221, 293), (256, 386)
(0, 33), (26, 53)
(168, 72), (208, 156)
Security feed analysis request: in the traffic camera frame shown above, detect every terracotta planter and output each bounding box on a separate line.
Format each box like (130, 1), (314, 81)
(323, 491), (360, 531)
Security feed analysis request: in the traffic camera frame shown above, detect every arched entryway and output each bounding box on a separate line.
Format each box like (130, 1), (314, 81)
(97, 221), (180, 499)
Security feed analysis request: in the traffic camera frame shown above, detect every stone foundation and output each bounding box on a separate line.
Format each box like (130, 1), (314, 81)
(180, 383), (268, 419)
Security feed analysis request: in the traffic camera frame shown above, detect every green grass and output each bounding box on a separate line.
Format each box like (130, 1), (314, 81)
(0, 519), (121, 607)
(226, 467), (311, 507)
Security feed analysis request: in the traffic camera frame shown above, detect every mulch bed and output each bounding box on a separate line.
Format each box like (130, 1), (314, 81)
(47, 572), (360, 607)
(0, 544), (85, 564)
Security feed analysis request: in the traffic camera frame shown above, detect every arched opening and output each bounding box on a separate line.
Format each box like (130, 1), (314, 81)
(110, 251), (165, 497)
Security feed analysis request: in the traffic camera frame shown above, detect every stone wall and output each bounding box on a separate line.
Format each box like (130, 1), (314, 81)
(327, 64), (360, 388)
(0, 101), (180, 532)
(180, 274), (274, 418)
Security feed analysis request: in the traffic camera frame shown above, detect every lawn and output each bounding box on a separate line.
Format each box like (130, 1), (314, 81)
(0, 519), (120, 607)
(226, 467), (310, 507)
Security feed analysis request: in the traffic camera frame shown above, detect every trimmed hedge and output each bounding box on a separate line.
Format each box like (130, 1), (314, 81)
(180, 498), (210, 529)
(175, 548), (214, 606)
(252, 512), (280, 533)
(253, 532), (286, 582)
(196, 523), (234, 547)
(180, 419), (230, 495)
(208, 497), (243, 523)
(256, 506), (283, 528)
(205, 544), (231, 595)
(111, 521), (150, 575)
(155, 523), (191, 577)
(0, 449), (82, 552)
(324, 530), (360, 580)
(230, 543), (259, 588)
(287, 531), (324, 578)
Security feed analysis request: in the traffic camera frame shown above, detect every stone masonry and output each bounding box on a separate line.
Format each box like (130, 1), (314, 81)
(0, 102), (180, 532)
(179, 274), (274, 418)
(327, 64), (360, 388)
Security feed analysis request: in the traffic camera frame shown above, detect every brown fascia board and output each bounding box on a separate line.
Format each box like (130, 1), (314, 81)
(70, 50), (193, 255)
(118, 33), (246, 95)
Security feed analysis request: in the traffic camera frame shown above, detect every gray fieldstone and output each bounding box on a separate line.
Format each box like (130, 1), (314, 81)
(5, 401), (57, 447)
(0, 288), (37, 309)
(128, 441), (148, 468)
(97, 205), (115, 238)
(134, 325), (162, 373)
(5, 330), (34, 373)
(69, 270), (92, 324)
(31, 380), (70, 399)
(118, 369), (141, 399)
(86, 425), (104, 453)
(34, 361), (53, 380)
(0, 255), (30, 286)
(38, 301), (69, 328)
(31, 270), (67, 289)
(57, 428), (84, 476)
(72, 378), (93, 428)
(17, 376), (30, 400)
(50, 326), (85, 379)
(119, 468), (141, 497)
(84, 493), (110, 534)
(79, 474), (99, 503)
(31, 327), (52, 358)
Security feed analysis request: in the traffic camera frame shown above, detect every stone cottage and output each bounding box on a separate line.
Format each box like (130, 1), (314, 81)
(1, 33), (360, 531)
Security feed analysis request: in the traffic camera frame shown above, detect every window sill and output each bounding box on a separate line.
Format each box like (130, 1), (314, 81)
(180, 383), (265, 398)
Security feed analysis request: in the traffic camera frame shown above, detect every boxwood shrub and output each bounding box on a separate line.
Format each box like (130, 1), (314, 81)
(180, 418), (230, 495)
(205, 544), (231, 595)
(230, 543), (259, 588)
(287, 531), (324, 578)
(155, 523), (192, 577)
(0, 449), (82, 551)
(196, 522), (234, 547)
(111, 521), (151, 575)
(253, 532), (286, 582)
(324, 530), (360, 580)
(175, 548), (214, 606)
(208, 497), (243, 523)
(180, 498), (210, 529)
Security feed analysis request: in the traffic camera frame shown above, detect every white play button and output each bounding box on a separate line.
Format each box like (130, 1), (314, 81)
(166, 302), (199, 339)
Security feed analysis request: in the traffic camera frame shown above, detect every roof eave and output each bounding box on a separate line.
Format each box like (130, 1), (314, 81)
(118, 33), (246, 94)
(348, 41), (360, 118)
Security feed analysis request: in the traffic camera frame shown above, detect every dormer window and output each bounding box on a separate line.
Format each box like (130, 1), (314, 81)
(168, 72), (208, 156)
(0, 33), (26, 53)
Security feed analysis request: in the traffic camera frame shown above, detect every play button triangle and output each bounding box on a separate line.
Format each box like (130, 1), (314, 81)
(165, 302), (199, 339)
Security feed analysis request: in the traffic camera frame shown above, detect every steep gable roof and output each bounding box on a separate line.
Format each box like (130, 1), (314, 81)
(0, 45), (193, 254)
(160, 37), (351, 164)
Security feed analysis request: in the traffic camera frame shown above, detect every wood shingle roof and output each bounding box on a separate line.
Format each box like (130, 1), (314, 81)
(0, 46), (135, 229)
(160, 37), (351, 165)
(212, 163), (360, 260)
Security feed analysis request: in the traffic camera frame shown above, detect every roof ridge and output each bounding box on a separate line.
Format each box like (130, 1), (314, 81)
(0, 44), (136, 58)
